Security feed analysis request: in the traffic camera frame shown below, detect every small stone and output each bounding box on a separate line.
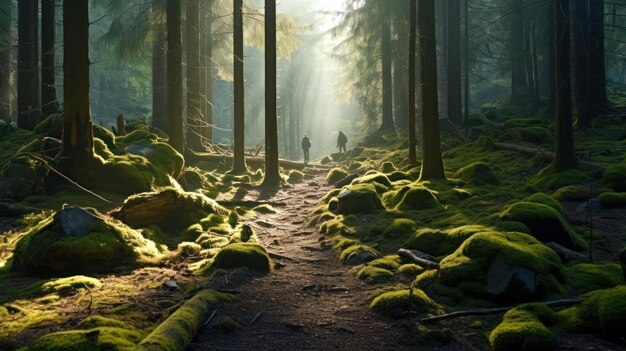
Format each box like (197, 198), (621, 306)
(59, 206), (96, 237)
(163, 280), (179, 291)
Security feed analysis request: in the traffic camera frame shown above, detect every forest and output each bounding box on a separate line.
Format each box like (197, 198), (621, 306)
(0, 0), (625, 350)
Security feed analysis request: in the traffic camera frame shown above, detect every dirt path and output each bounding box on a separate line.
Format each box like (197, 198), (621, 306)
(189, 169), (415, 351)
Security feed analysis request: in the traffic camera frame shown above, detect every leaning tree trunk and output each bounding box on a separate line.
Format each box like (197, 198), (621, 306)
(379, 19), (396, 133)
(231, 0), (246, 173)
(573, 0), (591, 129)
(167, 0), (184, 154)
(553, 0), (576, 171)
(418, 0), (446, 180)
(62, 0), (94, 165)
(18, 0), (41, 130)
(408, 0), (417, 165)
(587, 0), (608, 117)
(152, 29), (168, 133)
(510, 0), (528, 102)
(186, 0), (202, 151)
(262, 0), (280, 187)
(42, 0), (58, 117)
(0, 0), (11, 123)
(447, 0), (462, 125)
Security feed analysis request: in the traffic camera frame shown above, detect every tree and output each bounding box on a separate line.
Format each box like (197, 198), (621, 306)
(262, 0), (280, 186)
(447, 0), (462, 125)
(42, 0), (58, 117)
(167, 0), (184, 154)
(152, 29), (168, 133)
(0, 1), (12, 122)
(408, 0), (417, 164)
(573, 0), (591, 128)
(379, 10), (395, 133)
(18, 0), (41, 130)
(587, 0), (608, 117)
(62, 0), (94, 165)
(418, 0), (446, 181)
(186, 0), (202, 150)
(510, 0), (528, 102)
(553, 0), (575, 171)
(231, 0), (247, 173)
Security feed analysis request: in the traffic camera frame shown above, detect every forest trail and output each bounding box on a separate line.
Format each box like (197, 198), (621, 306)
(189, 169), (415, 351)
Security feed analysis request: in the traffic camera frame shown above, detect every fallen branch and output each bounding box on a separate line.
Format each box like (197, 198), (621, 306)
(217, 200), (287, 208)
(493, 142), (605, 172)
(398, 249), (439, 269)
(420, 298), (582, 323)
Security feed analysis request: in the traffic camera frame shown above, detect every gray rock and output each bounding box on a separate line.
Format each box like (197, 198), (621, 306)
(59, 207), (96, 237)
(337, 187), (383, 215)
(334, 174), (360, 188)
(546, 242), (587, 263)
(345, 250), (378, 265)
(398, 249), (439, 269)
(486, 254), (538, 303)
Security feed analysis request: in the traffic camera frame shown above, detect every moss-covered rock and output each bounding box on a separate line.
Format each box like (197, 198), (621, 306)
(212, 243), (272, 273)
(351, 173), (392, 188)
(41, 276), (102, 296)
(598, 192), (626, 209)
(370, 289), (435, 318)
(394, 186), (441, 211)
(12, 207), (161, 275)
(327, 168), (349, 185)
(499, 202), (583, 249)
(178, 168), (205, 191)
(563, 263), (624, 294)
(111, 188), (227, 231)
(93, 124), (116, 150)
(27, 326), (144, 351)
(455, 162), (499, 185)
(382, 218), (416, 239)
(287, 170), (305, 184)
(0, 156), (46, 201)
(528, 166), (589, 190)
(339, 244), (381, 265)
(405, 225), (490, 257)
(357, 266), (394, 284)
(379, 162), (397, 174)
(337, 184), (384, 214)
(489, 303), (557, 351)
(602, 162), (626, 192)
(522, 193), (567, 218)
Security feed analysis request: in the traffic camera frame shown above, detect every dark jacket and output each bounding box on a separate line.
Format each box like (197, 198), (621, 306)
(337, 132), (348, 147)
(301, 136), (311, 150)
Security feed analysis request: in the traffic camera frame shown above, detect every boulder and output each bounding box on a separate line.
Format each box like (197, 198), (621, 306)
(546, 242), (587, 263)
(395, 187), (441, 211)
(212, 243), (272, 273)
(337, 184), (383, 215)
(0, 160), (45, 201)
(334, 174), (359, 188)
(486, 254), (538, 302)
(327, 168), (349, 185)
(12, 207), (161, 275)
(455, 162), (499, 186)
(331, 152), (346, 162)
(111, 188), (228, 231)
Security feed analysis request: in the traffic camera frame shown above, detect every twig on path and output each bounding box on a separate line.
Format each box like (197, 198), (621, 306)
(268, 251), (298, 262)
(203, 309), (218, 327)
(249, 312), (262, 325)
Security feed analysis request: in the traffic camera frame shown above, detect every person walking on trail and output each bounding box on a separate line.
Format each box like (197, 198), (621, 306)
(337, 131), (348, 154)
(301, 134), (311, 164)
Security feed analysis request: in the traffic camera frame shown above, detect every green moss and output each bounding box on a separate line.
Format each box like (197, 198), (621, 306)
(351, 173), (392, 188)
(139, 290), (236, 351)
(563, 263), (624, 294)
(394, 186), (441, 211)
(27, 327), (144, 351)
(598, 192), (626, 208)
(602, 162), (626, 192)
(211, 243), (272, 273)
(455, 162), (499, 185)
(179, 168), (205, 191)
(505, 126), (553, 144)
(367, 255), (402, 270)
(327, 168), (349, 185)
(369, 289), (435, 318)
(552, 185), (593, 201)
(528, 165), (590, 190)
(379, 162), (397, 174)
(210, 316), (240, 333)
(489, 303), (557, 351)
(382, 218), (416, 239)
(41, 276), (102, 296)
(522, 193), (567, 217)
(33, 114), (63, 137)
(356, 266), (394, 284)
(93, 125), (116, 150)
(287, 170), (305, 184)
(77, 316), (134, 330)
(499, 202), (584, 249)
(398, 264), (424, 277)
(253, 205), (276, 214)
(93, 138), (115, 160)
(337, 183), (384, 214)
(177, 242), (202, 257)
(339, 244), (381, 264)
(405, 225), (490, 257)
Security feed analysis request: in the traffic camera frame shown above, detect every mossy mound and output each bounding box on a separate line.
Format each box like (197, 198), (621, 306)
(438, 231), (564, 302)
(528, 166), (589, 190)
(394, 186), (441, 211)
(41, 276), (102, 296)
(521, 193), (567, 218)
(0, 156), (47, 201)
(598, 192), (626, 209)
(27, 326), (144, 351)
(339, 244), (381, 265)
(455, 162), (499, 185)
(382, 218), (416, 239)
(12, 207), (161, 275)
(489, 303), (557, 351)
(563, 263), (624, 294)
(337, 184), (384, 214)
(405, 225), (490, 257)
(602, 162), (626, 192)
(351, 173), (392, 188)
(93, 125), (116, 150)
(33, 114), (63, 138)
(379, 162), (397, 174)
(212, 243), (272, 273)
(178, 168), (206, 191)
(558, 286), (626, 340)
(552, 185), (593, 201)
(357, 266), (394, 284)
(327, 168), (349, 185)
(111, 188), (227, 231)
(499, 202), (583, 249)
(287, 170), (305, 184)
(370, 289), (435, 318)
(505, 126), (552, 144)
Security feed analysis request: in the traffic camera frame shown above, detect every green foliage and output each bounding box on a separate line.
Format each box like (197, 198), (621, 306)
(489, 303), (557, 351)
(212, 243), (272, 273)
(393, 186), (441, 211)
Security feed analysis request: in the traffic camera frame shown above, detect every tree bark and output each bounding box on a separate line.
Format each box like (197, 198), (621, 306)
(0, 1), (11, 123)
(62, 0), (94, 165)
(167, 0), (185, 154)
(587, 0), (608, 117)
(41, 0), (58, 117)
(418, 0), (446, 180)
(463, 0), (469, 124)
(18, 0), (41, 130)
(408, 0), (417, 165)
(206, 0), (214, 143)
(573, 0), (591, 129)
(447, 0), (462, 125)
(152, 29), (168, 133)
(547, 1), (556, 118)
(379, 19), (395, 133)
(262, 0), (280, 187)
(231, 0), (247, 173)
(186, 0), (202, 151)
(510, 0), (528, 102)
(553, 0), (576, 171)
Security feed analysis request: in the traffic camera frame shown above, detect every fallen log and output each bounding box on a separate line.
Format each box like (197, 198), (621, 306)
(493, 142), (605, 172)
(420, 298), (582, 323)
(398, 249), (439, 269)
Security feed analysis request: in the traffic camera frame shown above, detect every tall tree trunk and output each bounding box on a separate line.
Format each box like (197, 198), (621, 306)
(186, 0), (202, 150)
(152, 29), (168, 133)
(0, 1), (12, 123)
(553, 0), (576, 171)
(379, 19), (395, 133)
(447, 0), (462, 125)
(524, 13), (537, 106)
(199, 1), (207, 144)
(392, 55), (408, 130)
(587, 0), (608, 117)
(18, 0), (40, 130)
(573, 0), (591, 129)
(62, 0), (93, 165)
(167, 0), (184, 154)
(41, 0), (57, 117)
(547, 1), (556, 118)
(463, 0), (470, 124)
(262, 0), (280, 186)
(510, 0), (528, 102)
(408, 0), (417, 165)
(205, 0), (214, 143)
(231, 0), (246, 173)
(419, 0), (446, 180)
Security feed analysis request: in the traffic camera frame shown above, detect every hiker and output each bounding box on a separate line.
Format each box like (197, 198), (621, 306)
(337, 131), (348, 154)
(301, 134), (311, 164)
